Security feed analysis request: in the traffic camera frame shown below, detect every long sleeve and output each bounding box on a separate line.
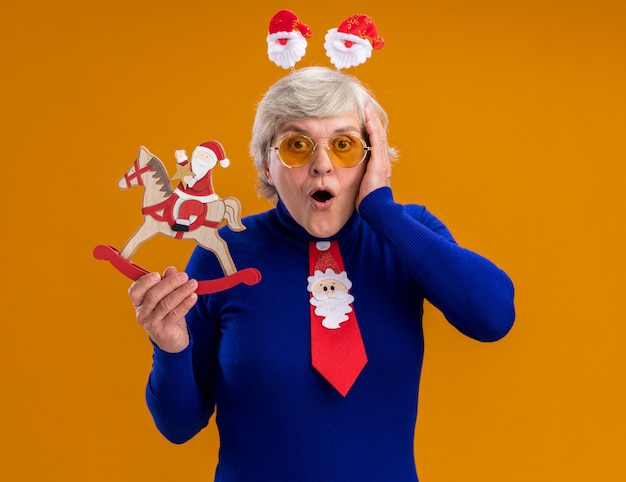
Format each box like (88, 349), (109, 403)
(145, 342), (211, 443)
(145, 253), (222, 443)
(358, 187), (515, 341)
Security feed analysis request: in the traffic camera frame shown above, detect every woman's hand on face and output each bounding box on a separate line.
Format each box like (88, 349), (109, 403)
(128, 266), (198, 353)
(356, 103), (392, 210)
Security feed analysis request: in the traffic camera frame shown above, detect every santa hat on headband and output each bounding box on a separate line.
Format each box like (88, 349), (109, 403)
(267, 10), (312, 70)
(193, 140), (230, 168)
(324, 14), (385, 70)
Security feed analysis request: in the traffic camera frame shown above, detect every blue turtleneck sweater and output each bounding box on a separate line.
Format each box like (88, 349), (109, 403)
(146, 187), (515, 481)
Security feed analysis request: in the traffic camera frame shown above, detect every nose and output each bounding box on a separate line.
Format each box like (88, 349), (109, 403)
(308, 144), (333, 174)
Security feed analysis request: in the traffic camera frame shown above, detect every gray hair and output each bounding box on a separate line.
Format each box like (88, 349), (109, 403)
(250, 66), (396, 200)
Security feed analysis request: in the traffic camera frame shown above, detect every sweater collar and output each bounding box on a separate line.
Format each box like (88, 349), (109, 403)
(274, 199), (361, 244)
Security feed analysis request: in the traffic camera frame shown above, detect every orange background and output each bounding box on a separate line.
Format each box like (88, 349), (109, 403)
(1, 1), (624, 480)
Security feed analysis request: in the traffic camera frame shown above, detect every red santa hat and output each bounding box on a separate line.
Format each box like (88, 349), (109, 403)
(335, 14), (384, 50)
(268, 9), (312, 39)
(314, 244), (342, 274)
(194, 140), (230, 168)
(307, 241), (353, 291)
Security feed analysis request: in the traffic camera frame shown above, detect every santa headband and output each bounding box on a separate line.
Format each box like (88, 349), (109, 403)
(266, 10), (385, 71)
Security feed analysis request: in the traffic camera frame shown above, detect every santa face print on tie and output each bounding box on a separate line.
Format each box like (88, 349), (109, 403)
(307, 267), (354, 329)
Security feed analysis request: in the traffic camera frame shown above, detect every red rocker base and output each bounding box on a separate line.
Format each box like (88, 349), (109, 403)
(93, 244), (261, 295)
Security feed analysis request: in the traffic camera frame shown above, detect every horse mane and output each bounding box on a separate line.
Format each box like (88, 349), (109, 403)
(147, 156), (174, 196)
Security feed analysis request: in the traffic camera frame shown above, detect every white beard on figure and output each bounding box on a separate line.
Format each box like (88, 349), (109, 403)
(310, 288), (355, 329)
(188, 157), (216, 188)
(324, 29), (373, 70)
(267, 31), (309, 69)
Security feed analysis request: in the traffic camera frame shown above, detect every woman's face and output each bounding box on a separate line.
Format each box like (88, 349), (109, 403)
(266, 112), (367, 238)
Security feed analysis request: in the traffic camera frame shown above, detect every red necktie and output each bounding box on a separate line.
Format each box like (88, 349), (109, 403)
(308, 241), (367, 396)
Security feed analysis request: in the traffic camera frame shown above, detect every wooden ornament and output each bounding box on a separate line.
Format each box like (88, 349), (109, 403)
(93, 144), (261, 294)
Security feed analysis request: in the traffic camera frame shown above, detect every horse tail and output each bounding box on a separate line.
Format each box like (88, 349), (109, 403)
(222, 197), (246, 232)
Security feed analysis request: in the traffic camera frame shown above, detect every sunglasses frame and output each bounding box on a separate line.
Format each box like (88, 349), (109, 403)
(270, 134), (371, 169)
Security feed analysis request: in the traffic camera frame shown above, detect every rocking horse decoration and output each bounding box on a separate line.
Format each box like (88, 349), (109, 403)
(93, 141), (261, 294)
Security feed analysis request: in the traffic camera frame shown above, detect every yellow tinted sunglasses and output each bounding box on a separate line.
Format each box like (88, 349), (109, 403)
(271, 134), (371, 168)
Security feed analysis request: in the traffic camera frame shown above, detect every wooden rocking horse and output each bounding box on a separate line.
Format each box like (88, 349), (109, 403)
(93, 145), (261, 294)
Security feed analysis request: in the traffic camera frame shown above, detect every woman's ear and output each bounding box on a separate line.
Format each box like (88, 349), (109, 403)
(264, 163), (273, 185)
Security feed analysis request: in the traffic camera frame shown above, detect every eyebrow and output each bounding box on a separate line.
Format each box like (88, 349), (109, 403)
(277, 123), (363, 138)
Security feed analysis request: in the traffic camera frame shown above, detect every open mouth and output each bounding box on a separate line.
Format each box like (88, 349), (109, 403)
(311, 190), (333, 203)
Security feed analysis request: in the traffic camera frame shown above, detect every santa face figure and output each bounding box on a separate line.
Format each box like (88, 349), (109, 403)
(266, 9), (312, 70)
(189, 146), (218, 186)
(195, 148), (217, 166)
(307, 268), (355, 329)
(324, 29), (373, 70)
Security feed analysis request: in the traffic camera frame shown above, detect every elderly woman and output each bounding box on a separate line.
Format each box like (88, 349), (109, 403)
(129, 66), (515, 481)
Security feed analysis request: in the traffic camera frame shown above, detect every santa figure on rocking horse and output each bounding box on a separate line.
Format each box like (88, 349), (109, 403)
(93, 139), (261, 294)
(171, 140), (231, 232)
